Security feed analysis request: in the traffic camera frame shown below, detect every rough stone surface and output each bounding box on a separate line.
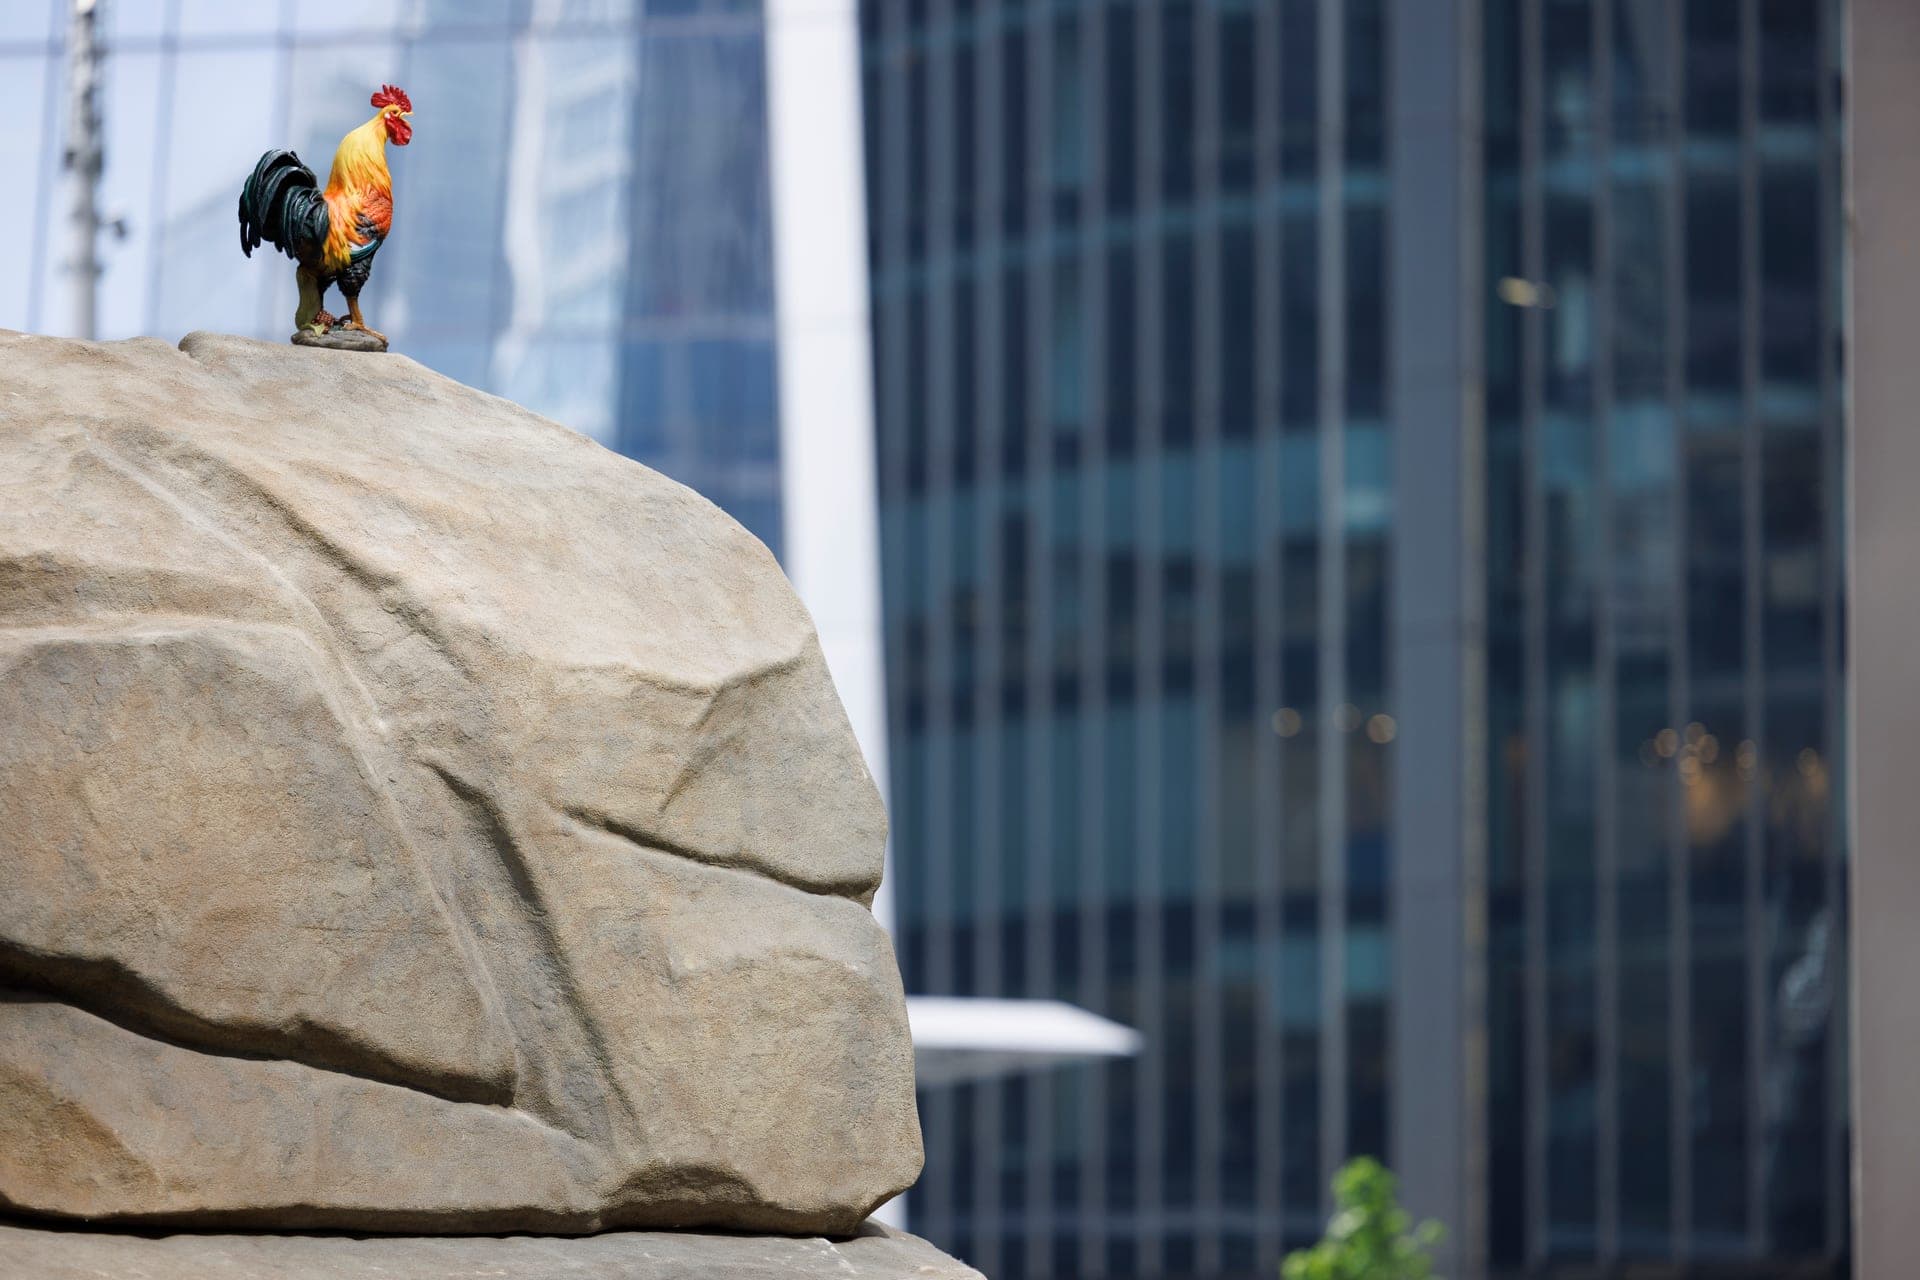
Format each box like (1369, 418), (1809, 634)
(290, 327), (387, 352)
(0, 1220), (985, 1279)
(0, 330), (919, 1235)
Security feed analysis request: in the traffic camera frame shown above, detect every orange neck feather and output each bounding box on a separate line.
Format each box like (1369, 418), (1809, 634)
(326, 115), (392, 198)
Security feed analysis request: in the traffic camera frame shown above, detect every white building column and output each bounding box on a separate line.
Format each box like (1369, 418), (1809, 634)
(764, 0), (1141, 1235)
(763, 0), (894, 932)
(763, 0), (902, 1228)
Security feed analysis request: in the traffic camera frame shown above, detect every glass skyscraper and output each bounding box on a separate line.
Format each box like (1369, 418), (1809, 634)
(0, 0), (784, 553)
(863, 1), (1847, 1277)
(865, 1), (1393, 1272)
(1482, 0), (1847, 1272)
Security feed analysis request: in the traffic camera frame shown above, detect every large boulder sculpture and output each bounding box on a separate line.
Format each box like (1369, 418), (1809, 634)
(0, 331), (922, 1236)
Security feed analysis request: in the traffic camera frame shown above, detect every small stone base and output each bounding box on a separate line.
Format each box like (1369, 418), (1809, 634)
(291, 328), (388, 353)
(0, 1220), (985, 1279)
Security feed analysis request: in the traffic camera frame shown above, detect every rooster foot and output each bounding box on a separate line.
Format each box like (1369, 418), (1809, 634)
(305, 311), (337, 334)
(339, 319), (388, 346)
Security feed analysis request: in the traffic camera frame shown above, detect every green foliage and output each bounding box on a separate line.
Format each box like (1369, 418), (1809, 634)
(1280, 1157), (1445, 1280)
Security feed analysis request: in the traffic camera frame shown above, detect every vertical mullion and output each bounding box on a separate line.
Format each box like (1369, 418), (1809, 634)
(933, 11), (963, 1254)
(1666, 0), (1694, 1258)
(1518, 0), (1549, 1266)
(1592, 0), (1621, 1265)
(1738, 0), (1769, 1256)
(1315, 0), (1350, 1202)
(973, 5), (1005, 1273)
(1023, 9), (1053, 1276)
(1252, 0), (1288, 1268)
(1817, 0), (1847, 1254)
(1078, 5), (1111, 1272)
(1193, 0), (1226, 1272)
(924, 0), (957, 1244)
(883, 0), (954, 1249)
(1132, 0), (1167, 1267)
(1386, 1), (1482, 1265)
(1458, 5), (1490, 1270)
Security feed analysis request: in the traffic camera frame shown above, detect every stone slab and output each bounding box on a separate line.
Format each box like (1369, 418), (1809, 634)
(290, 327), (387, 351)
(0, 1220), (985, 1279)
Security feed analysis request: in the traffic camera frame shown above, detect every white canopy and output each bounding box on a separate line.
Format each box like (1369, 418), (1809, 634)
(907, 996), (1144, 1088)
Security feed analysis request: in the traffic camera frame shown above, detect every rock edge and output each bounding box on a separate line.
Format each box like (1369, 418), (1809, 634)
(0, 1219), (986, 1280)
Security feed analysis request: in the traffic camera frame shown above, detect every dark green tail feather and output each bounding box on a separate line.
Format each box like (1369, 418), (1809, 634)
(238, 150), (329, 262)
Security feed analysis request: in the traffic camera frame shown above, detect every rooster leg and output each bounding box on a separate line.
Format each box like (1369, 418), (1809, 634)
(294, 269), (335, 333)
(341, 295), (388, 345)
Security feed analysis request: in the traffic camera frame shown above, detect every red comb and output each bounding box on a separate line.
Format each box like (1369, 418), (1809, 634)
(371, 84), (412, 112)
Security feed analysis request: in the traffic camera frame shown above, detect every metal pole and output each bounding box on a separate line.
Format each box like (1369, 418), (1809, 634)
(63, 0), (104, 340)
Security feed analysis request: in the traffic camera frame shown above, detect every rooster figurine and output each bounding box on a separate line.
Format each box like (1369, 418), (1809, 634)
(238, 85), (413, 346)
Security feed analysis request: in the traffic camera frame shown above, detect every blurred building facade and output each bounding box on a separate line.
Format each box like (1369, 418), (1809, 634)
(4, 1), (1852, 1276)
(861, 1), (1848, 1278)
(0, 0), (785, 553)
(1481, 0), (1847, 1271)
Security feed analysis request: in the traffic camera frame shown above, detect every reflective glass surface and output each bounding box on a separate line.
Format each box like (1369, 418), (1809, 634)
(866, 1), (1393, 1274)
(1483, 0), (1847, 1273)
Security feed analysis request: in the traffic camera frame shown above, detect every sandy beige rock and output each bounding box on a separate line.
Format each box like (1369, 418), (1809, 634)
(0, 1219), (985, 1279)
(0, 330), (919, 1235)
